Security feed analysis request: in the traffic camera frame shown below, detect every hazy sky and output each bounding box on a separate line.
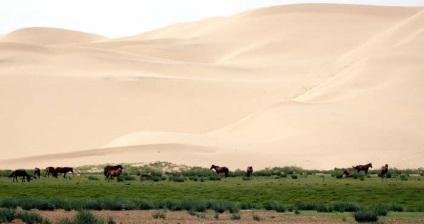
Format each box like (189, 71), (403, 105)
(1, 0), (423, 38)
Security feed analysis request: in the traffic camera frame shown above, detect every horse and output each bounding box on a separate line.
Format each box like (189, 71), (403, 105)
(45, 167), (55, 177)
(246, 166), (253, 177)
(107, 168), (122, 182)
(34, 167), (41, 179)
(343, 170), (354, 178)
(9, 169), (31, 182)
(353, 163), (373, 175)
(210, 165), (229, 178)
(54, 167), (74, 178)
(104, 165), (123, 178)
(381, 164), (389, 178)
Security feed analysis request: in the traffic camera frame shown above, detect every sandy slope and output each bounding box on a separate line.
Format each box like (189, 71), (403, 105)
(1, 4), (423, 170)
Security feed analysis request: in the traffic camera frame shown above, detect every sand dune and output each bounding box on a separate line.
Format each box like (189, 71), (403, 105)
(0, 27), (107, 45)
(1, 4), (423, 170)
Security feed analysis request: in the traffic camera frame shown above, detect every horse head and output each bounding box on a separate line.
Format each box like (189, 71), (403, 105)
(210, 165), (216, 170)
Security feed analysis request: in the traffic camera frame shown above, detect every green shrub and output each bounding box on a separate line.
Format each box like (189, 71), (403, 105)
(264, 201), (285, 212)
(15, 211), (46, 224)
(0, 208), (15, 223)
(333, 171), (343, 179)
(152, 210), (166, 219)
(210, 201), (230, 213)
(353, 209), (378, 222)
(189, 176), (198, 181)
(291, 174), (298, 179)
(0, 198), (19, 209)
(330, 202), (361, 212)
(371, 205), (389, 216)
(65, 210), (104, 224)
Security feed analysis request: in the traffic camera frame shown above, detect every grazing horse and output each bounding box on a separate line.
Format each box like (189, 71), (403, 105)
(107, 168), (123, 182)
(45, 167), (55, 177)
(9, 170), (31, 182)
(246, 166), (253, 177)
(54, 167), (74, 178)
(343, 170), (354, 178)
(210, 165), (229, 178)
(381, 164), (389, 178)
(104, 165), (123, 178)
(353, 163), (373, 175)
(34, 167), (41, 179)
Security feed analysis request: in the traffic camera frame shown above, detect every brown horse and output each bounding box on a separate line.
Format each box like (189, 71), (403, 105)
(45, 167), (55, 177)
(9, 170), (31, 182)
(343, 170), (354, 178)
(34, 167), (41, 179)
(210, 165), (229, 178)
(104, 165), (123, 178)
(353, 163), (372, 175)
(107, 168), (123, 182)
(54, 167), (74, 178)
(246, 166), (253, 177)
(381, 164), (389, 178)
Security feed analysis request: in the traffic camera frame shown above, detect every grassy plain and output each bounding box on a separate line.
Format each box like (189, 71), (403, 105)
(1, 173), (424, 210)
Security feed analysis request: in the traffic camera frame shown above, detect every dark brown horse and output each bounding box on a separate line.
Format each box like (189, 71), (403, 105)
(104, 165), (123, 178)
(9, 169), (31, 182)
(54, 167), (74, 178)
(246, 166), (253, 177)
(353, 163), (373, 175)
(34, 167), (41, 179)
(45, 167), (55, 177)
(343, 170), (354, 178)
(210, 165), (229, 178)
(107, 168), (123, 182)
(381, 164), (389, 178)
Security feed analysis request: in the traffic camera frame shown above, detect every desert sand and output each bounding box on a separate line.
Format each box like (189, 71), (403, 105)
(1, 4), (423, 170)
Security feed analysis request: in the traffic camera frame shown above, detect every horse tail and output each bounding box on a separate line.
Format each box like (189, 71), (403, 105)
(104, 167), (108, 177)
(225, 169), (229, 178)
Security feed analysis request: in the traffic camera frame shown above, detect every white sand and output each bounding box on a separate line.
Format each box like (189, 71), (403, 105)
(1, 4), (423, 170)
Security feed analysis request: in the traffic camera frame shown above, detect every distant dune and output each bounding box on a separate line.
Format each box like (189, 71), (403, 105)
(0, 27), (107, 45)
(1, 4), (423, 170)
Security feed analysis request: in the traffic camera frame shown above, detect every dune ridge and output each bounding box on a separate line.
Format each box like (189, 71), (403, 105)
(1, 4), (423, 170)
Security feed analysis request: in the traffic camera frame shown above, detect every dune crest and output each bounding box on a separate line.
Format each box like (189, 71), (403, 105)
(0, 27), (107, 45)
(1, 4), (423, 170)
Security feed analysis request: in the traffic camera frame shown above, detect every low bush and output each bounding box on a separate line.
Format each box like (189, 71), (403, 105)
(0, 208), (15, 223)
(353, 209), (378, 222)
(15, 210), (47, 224)
(152, 211), (166, 219)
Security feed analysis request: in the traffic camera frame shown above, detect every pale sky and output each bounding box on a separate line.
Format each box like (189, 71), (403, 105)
(1, 0), (424, 38)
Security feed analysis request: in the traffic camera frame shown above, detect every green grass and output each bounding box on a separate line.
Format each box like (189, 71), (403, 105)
(1, 174), (424, 211)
